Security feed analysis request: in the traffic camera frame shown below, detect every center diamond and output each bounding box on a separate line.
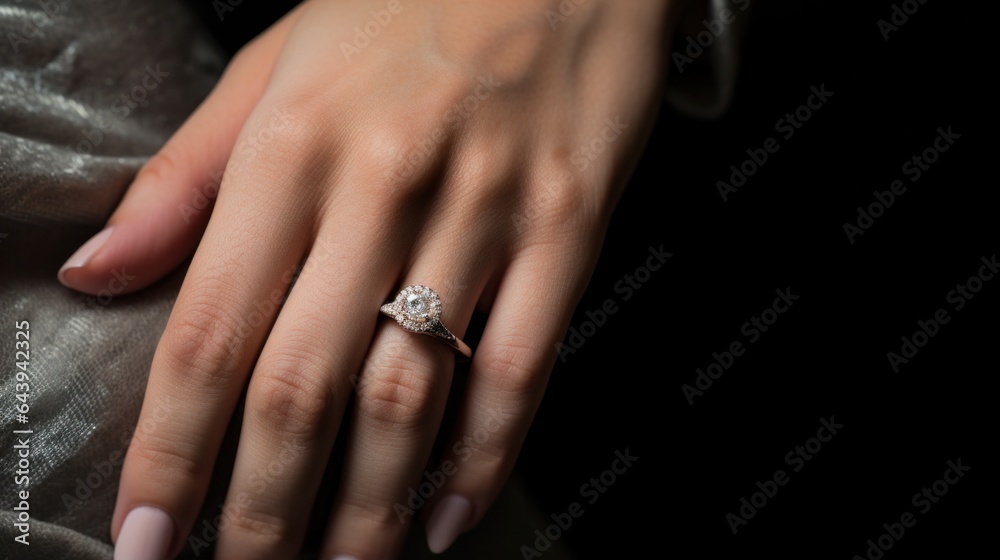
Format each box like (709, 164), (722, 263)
(389, 285), (443, 332)
(406, 294), (430, 319)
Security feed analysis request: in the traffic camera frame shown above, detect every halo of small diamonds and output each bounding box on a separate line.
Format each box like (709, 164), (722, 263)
(381, 285), (443, 332)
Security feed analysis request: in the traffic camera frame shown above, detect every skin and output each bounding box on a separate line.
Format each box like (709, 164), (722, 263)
(60, 0), (679, 557)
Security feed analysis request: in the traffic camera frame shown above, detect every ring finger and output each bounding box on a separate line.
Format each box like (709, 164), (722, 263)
(320, 234), (502, 560)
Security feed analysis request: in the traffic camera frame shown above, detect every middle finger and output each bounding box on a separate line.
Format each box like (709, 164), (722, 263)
(212, 195), (407, 559)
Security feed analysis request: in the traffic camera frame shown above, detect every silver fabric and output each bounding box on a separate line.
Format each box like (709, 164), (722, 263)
(0, 0), (743, 558)
(1, 1), (222, 558)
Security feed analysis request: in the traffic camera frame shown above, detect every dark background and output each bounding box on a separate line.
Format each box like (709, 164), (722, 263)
(184, 1), (991, 558)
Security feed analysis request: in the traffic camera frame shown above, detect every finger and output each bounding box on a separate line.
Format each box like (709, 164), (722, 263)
(57, 6), (304, 296)
(422, 242), (592, 554)
(186, 74), (457, 558)
(209, 203), (408, 559)
(110, 107), (321, 559)
(320, 241), (499, 560)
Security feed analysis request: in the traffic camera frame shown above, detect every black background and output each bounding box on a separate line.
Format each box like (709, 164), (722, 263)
(184, 1), (992, 558)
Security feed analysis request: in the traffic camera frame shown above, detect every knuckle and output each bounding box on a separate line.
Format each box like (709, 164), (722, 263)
(517, 163), (595, 238)
(248, 357), (334, 441)
(222, 507), (291, 549)
(159, 297), (247, 387)
(135, 144), (184, 187)
(539, 180), (589, 226)
(337, 499), (400, 528)
(479, 336), (546, 398)
(354, 128), (436, 202)
(260, 106), (325, 158)
(458, 434), (510, 475)
(357, 351), (435, 429)
(127, 429), (205, 481)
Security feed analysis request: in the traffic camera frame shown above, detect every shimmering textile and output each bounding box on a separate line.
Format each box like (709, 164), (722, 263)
(1, 1), (221, 557)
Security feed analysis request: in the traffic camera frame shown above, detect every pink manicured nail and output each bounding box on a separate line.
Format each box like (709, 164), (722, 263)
(59, 226), (113, 282)
(114, 506), (174, 560)
(426, 495), (472, 554)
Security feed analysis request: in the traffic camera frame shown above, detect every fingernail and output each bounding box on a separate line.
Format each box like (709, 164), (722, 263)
(59, 226), (114, 283)
(426, 494), (472, 554)
(114, 506), (175, 560)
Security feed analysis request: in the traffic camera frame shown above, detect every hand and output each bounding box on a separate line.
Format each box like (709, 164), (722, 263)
(58, 1), (675, 558)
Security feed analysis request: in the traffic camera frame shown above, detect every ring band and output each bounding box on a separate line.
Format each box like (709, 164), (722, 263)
(379, 285), (472, 358)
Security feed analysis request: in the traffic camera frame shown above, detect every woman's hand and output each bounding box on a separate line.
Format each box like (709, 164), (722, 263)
(58, 1), (674, 558)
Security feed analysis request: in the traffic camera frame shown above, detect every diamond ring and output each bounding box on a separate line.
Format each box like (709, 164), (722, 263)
(379, 285), (472, 358)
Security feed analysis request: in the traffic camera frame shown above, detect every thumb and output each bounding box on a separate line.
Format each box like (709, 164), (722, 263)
(58, 10), (300, 296)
